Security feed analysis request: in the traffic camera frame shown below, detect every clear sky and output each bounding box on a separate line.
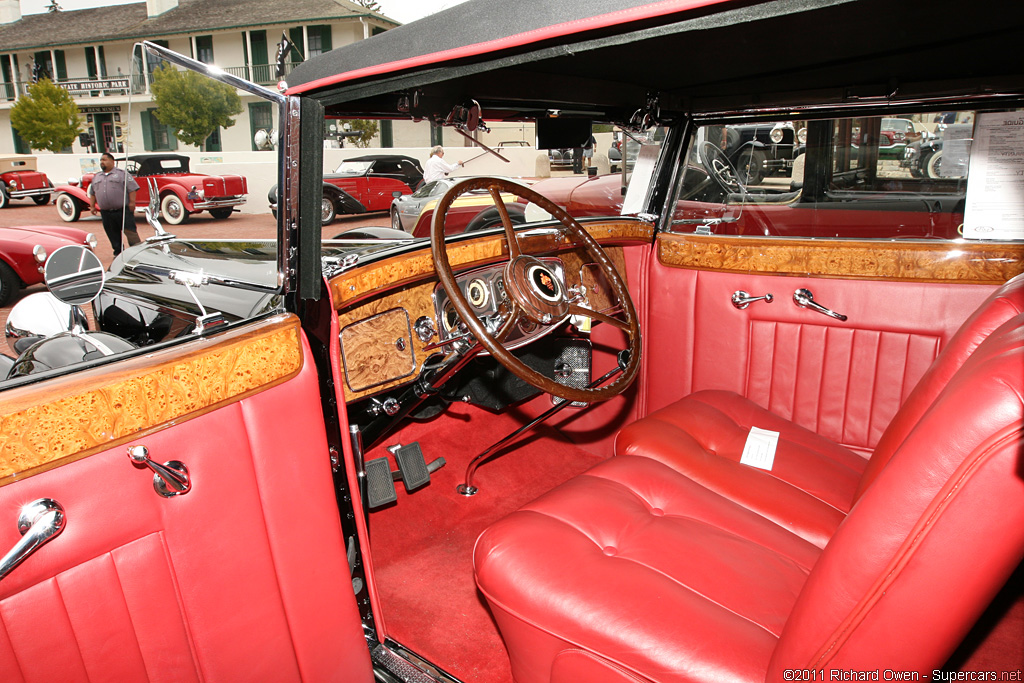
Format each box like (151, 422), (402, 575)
(19, 0), (469, 25)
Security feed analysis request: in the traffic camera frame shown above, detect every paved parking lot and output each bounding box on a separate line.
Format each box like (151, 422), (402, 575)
(0, 203), (389, 356)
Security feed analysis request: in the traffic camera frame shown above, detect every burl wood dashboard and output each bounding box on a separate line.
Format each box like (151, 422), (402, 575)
(330, 220), (653, 402)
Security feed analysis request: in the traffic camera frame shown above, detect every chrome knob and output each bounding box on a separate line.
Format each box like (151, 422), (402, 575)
(731, 291), (774, 309)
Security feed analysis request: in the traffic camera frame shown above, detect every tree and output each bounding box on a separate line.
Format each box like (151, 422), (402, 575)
(345, 119), (379, 148)
(353, 0), (382, 11)
(9, 78), (82, 153)
(149, 65), (243, 148)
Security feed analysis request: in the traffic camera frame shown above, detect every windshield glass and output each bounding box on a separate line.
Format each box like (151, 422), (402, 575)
(333, 160), (374, 175)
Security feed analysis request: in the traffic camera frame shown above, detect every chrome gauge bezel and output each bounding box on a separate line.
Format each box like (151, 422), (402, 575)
(432, 258), (566, 353)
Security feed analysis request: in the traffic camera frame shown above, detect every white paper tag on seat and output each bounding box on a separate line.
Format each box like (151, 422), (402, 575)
(740, 427), (780, 471)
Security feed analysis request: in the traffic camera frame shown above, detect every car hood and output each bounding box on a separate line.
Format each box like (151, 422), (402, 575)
(0, 226), (87, 245)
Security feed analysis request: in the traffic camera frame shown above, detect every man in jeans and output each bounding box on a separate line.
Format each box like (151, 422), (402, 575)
(88, 152), (140, 255)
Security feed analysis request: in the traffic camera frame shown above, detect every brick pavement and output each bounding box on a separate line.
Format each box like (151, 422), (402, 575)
(0, 203), (390, 356)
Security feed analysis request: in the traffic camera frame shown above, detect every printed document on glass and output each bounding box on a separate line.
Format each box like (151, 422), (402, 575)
(963, 112), (1024, 240)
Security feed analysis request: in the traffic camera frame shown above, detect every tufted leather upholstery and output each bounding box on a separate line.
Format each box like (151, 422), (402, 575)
(476, 290), (1024, 682)
(616, 274), (1024, 544)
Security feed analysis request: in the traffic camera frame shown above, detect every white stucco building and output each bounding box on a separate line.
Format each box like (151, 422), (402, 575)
(0, 0), (398, 155)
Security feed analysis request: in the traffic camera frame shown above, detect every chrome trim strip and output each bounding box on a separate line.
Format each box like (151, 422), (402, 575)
(140, 41), (286, 104)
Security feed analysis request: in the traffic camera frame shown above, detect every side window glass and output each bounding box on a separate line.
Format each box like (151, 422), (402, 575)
(668, 109), (1021, 241)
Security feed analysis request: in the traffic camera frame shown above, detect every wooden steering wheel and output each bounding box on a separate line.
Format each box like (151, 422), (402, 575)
(430, 177), (641, 403)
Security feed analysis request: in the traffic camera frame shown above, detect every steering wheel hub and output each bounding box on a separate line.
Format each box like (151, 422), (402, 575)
(504, 256), (569, 324)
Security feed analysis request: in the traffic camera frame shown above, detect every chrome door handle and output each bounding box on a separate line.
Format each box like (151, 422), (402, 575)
(0, 499), (65, 581)
(793, 289), (847, 321)
(731, 291), (774, 309)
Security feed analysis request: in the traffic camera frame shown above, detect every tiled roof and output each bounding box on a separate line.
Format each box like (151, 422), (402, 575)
(0, 0), (397, 51)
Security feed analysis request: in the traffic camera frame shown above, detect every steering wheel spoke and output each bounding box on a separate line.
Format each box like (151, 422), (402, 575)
(488, 187), (522, 259)
(568, 303), (630, 331)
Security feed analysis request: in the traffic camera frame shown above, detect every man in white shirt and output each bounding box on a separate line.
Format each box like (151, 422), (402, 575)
(423, 146), (463, 183)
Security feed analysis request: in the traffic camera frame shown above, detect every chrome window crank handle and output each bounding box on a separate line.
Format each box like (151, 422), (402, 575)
(731, 291), (774, 309)
(793, 289), (847, 321)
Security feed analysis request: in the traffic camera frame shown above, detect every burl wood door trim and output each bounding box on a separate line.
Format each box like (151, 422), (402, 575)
(0, 314), (304, 485)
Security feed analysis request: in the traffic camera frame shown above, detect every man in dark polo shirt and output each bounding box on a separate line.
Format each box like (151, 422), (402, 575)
(88, 152), (141, 255)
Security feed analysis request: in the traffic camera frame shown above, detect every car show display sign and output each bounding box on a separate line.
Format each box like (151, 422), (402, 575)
(963, 112), (1024, 240)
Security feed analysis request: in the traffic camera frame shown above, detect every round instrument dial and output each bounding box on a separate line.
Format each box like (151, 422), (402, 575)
(467, 278), (490, 309)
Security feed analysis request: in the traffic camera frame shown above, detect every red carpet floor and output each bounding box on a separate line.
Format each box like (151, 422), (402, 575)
(366, 402), (605, 683)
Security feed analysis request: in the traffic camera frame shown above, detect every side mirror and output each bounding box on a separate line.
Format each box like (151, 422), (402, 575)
(392, 191), (403, 198)
(44, 245), (104, 307)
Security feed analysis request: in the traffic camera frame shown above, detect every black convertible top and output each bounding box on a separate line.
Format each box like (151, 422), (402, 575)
(287, 0), (1024, 121)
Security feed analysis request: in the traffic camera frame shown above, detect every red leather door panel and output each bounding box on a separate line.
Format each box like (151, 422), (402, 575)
(645, 236), (1008, 452)
(0, 316), (372, 682)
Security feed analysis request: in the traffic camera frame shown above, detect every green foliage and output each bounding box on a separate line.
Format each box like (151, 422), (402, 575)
(150, 65), (243, 148)
(354, 0), (382, 11)
(345, 119), (379, 148)
(9, 78), (82, 153)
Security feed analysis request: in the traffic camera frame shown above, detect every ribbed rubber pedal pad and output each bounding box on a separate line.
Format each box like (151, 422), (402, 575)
(364, 456), (397, 509)
(390, 442), (430, 492)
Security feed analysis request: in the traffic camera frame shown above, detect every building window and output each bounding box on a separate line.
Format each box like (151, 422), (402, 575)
(307, 25), (332, 58)
(12, 129), (30, 154)
(205, 127), (221, 153)
(249, 102), (274, 151)
(140, 108), (177, 151)
(244, 30), (270, 83)
(195, 36), (214, 65)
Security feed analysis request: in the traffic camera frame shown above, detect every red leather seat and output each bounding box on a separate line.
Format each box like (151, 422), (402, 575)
(475, 309), (1024, 682)
(615, 275), (1024, 546)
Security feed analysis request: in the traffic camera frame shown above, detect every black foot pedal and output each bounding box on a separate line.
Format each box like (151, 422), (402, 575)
(387, 442), (445, 493)
(364, 457), (397, 509)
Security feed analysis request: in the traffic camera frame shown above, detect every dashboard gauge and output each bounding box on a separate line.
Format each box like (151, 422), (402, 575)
(466, 278), (489, 309)
(441, 300), (460, 333)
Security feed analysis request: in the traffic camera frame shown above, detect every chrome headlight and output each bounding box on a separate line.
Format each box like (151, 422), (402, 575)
(68, 176), (80, 186)
(770, 126), (785, 144)
(32, 245), (47, 264)
(7, 179), (16, 190)
(797, 127), (807, 145)
(85, 233), (98, 249)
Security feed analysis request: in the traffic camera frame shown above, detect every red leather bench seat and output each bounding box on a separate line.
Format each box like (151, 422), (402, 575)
(616, 275), (1024, 547)
(475, 454), (822, 683)
(616, 390), (865, 547)
(476, 308), (1024, 682)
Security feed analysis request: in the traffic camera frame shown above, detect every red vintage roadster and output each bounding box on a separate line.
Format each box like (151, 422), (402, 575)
(0, 1), (1021, 682)
(0, 156), (55, 209)
(53, 153), (247, 224)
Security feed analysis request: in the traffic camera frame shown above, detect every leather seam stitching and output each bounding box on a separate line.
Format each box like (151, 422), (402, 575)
(809, 422), (1024, 668)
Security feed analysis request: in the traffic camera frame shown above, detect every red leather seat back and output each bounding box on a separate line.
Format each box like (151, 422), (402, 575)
(855, 273), (1024, 499)
(769, 314), (1024, 674)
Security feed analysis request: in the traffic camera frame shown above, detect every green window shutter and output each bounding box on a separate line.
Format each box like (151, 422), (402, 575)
(85, 48), (97, 79)
(289, 27), (305, 61)
(250, 30), (268, 82)
(381, 119), (393, 148)
(321, 25), (332, 52)
(98, 46), (107, 77)
(54, 50), (67, 80)
(12, 129), (30, 154)
(168, 128), (178, 151)
(242, 32), (249, 65)
(140, 109), (154, 151)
